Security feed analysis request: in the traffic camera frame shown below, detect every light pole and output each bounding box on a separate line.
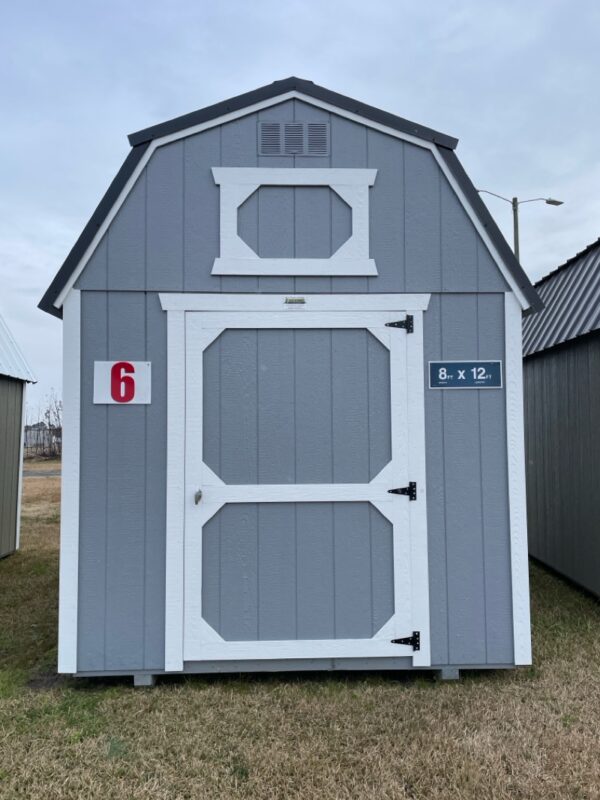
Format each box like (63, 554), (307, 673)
(477, 190), (563, 263)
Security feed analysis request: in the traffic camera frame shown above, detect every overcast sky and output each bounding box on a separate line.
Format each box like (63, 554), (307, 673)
(2, 0), (599, 408)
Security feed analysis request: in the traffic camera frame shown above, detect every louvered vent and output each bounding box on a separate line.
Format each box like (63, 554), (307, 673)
(260, 122), (282, 154)
(258, 122), (330, 156)
(307, 123), (328, 155)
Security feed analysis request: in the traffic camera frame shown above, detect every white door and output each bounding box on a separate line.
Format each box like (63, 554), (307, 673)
(179, 300), (430, 666)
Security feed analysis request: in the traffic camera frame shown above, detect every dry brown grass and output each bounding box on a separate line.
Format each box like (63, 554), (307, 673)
(22, 457), (62, 472)
(1, 476), (600, 799)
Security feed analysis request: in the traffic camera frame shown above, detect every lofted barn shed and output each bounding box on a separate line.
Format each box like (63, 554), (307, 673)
(40, 78), (541, 685)
(0, 310), (35, 558)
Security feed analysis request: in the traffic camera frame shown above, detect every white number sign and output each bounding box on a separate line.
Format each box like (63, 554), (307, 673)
(93, 361), (152, 404)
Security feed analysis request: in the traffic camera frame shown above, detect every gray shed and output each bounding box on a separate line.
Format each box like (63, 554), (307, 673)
(524, 238), (600, 596)
(0, 310), (35, 558)
(39, 77), (540, 685)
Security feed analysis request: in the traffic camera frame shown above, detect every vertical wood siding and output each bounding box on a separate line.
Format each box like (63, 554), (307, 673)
(202, 502), (394, 641)
(77, 291), (511, 670)
(0, 376), (23, 558)
(78, 292), (166, 671)
(77, 100), (508, 296)
(202, 328), (390, 485)
(525, 334), (600, 597)
(73, 100), (513, 671)
(424, 294), (512, 665)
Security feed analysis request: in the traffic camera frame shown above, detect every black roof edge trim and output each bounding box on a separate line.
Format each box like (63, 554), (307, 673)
(534, 236), (600, 288)
(38, 142), (152, 318)
(128, 76), (459, 150)
(437, 148), (543, 314)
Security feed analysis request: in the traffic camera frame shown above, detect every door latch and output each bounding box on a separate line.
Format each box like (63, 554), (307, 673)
(194, 489), (203, 505)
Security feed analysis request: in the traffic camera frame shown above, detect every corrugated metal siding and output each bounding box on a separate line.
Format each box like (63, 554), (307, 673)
(523, 240), (600, 357)
(0, 312), (36, 383)
(525, 332), (600, 596)
(0, 375), (24, 558)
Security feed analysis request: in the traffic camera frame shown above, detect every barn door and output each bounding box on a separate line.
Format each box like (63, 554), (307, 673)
(182, 305), (430, 665)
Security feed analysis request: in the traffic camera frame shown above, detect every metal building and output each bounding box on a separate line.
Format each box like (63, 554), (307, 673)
(0, 310), (35, 558)
(524, 238), (600, 596)
(39, 78), (541, 685)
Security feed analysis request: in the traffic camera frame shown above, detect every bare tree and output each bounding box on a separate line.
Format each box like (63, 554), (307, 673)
(24, 389), (62, 458)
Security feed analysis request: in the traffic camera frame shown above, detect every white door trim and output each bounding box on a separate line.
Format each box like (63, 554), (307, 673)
(159, 293), (431, 312)
(15, 383), (27, 551)
(505, 293), (532, 665)
(57, 289), (81, 674)
(163, 294), (430, 670)
(164, 310), (186, 672)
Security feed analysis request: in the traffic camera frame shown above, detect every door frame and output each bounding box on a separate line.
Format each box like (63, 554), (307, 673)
(160, 293), (431, 671)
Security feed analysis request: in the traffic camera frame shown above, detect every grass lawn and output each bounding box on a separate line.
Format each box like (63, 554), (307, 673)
(1, 476), (600, 798)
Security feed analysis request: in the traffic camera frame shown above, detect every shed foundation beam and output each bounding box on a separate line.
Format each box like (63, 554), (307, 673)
(133, 674), (156, 688)
(437, 668), (460, 681)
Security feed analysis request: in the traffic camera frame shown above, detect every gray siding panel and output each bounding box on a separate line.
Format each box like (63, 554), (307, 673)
(78, 291), (166, 671)
(201, 501), (393, 641)
(477, 239), (509, 292)
(405, 143), (441, 293)
(478, 295), (513, 663)
(330, 113), (368, 293)
(526, 333), (600, 597)
(143, 293), (167, 668)
(441, 295), (487, 664)
(424, 293), (511, 665)
(441, 178), (477, 292)
(183, 126), (221, 293)
(220, 114), (259, 293)
(203, 329), (391, 485)
(105, 294), (146, 669)
(107, 173), (146, 291)
(78, 234), (108, 290)
(257, 99), (296, 294)
(0, 376), (23, 559)
(147, 143), (184, 291)
(422, 295), (449, 664)
(78, 292), (108, 669)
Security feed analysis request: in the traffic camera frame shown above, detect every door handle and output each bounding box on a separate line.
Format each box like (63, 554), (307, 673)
(194, 489), (203, 505)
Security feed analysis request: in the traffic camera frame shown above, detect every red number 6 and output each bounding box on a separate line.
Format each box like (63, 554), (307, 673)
(111, 361), (135, 403)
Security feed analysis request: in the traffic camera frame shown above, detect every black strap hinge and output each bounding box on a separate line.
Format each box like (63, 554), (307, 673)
(385, 315), (413, 333)
(391, 631), (420, 651)
(388, 482), (417, 501)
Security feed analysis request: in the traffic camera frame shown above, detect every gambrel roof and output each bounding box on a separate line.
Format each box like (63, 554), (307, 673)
(39, 77), (542, 317)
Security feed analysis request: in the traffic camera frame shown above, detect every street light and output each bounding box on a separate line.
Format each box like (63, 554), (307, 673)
(477, 189), (564, 262)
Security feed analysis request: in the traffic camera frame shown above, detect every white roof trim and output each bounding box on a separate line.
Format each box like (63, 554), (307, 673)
(53, 91), (530, 312)
(0, 311), (36, 383)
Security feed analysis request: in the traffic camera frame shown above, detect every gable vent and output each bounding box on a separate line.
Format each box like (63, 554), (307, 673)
(307, 123), (328, 154)
(260, 122), (282, 154)
(259, 122), (330, 156)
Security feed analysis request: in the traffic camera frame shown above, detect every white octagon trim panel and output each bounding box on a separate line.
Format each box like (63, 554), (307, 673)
(212, 167), (378, 276)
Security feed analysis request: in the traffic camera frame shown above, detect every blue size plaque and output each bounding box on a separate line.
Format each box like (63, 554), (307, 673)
(429, 361), (503, 389)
